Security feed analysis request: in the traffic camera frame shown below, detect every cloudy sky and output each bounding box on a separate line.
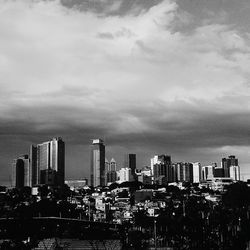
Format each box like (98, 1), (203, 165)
(1, 0), (250, 184)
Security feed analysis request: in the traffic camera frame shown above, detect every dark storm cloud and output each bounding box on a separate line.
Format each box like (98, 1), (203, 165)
(60, 0), (165, 16)
(2, 92), (246, 152)
(1, 93), (250, 182)
(175, 0), (250, 33)
(107, 100), (250, 150)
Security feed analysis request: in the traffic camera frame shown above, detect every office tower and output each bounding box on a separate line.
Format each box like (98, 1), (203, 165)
(12, 155), (30, 188)
(221, 155), (239, 178)
(30, 145), (38, 186)
(104, 158), (109, 185)
(106, 158), (117, 184)
(151, 155), (172, 183)
(110, 158), (117, 171)
(90, 139), (105, 187)
(30, 137), (65, 186)
(107, 171), (117, 184)
(230, 165), (240, 181)
(124, 154), (136, 180)
(192, 162), (202, 183)
(171, 163), (178, 182)
(221, 158), (228, 177)
(228, 155), (238, 166)
(174, 162), (193, 183)
(202, 165), (215, 180)
(105, 158), (110, 171)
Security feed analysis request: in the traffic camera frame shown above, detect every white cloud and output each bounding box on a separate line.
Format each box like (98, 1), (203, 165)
(0, 0), (249, 103)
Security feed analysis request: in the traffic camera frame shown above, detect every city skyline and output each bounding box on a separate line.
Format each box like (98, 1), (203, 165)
(1, 0), (250, 185)
(9, 136), (242, 187)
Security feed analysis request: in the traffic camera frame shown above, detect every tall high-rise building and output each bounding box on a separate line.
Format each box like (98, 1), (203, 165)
(192, 162), (202, 183)
(30, 137), (65, 186)
(90, 139), (105, 187)
(105, 158), (117, 184)
(151, 155), (172, 183)
(110, 158), (117, 171)
(124, 154), (136, 180)
(174, 162), (193, 183)
(12, 155), (30, 188)
(230, 165), (240, 181)
(30, 145), (38, 186)
(202, 165), (215, 180)
(221, 158), (229, 177)
(105, 158), (110, 171)
(221, 155), (239, 178)
(107, 171), (117, 184)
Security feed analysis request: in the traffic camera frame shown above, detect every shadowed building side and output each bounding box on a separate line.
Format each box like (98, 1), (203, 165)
(124, 154), (137, 181)
(11, 155), (30, 188)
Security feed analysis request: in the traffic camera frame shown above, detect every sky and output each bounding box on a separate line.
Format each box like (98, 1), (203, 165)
(1, 0), (250, 185)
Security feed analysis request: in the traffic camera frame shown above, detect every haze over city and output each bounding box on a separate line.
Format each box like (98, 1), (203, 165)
(1, 0), (250, 185)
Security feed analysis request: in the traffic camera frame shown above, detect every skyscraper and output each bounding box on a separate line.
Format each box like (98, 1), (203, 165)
(202, 165), (215, 180)
(30, 145), (38, 186)
(110, 158), (117, 171)
(30, 137), (65, 186)
(230, 165), (240, 181)
(12, 155), (30, 188)
(105, 158), (117, 184)
(151, 155), (172, 184)
(124, 153), (136, 181)
(174, 162), (193, 183)
(90, 139), (105, 187)
(192, 162), (202, 183)
(221, 155), (239, 178)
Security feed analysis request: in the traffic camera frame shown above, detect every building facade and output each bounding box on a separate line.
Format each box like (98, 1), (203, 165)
(12, 155), (30, 188)
(90, 139), (105, 187)
(174, 162), (193, 183)
(202, 165), (215, 180)
(30, 137), (65, 186)
(117, 167), (133, 183)
(221, 155), (239, 178)
(229, 165), (240, 181)
(124, 154), (136, 181)
(151, 155), (172, 184)
(192, 162), (202, 183)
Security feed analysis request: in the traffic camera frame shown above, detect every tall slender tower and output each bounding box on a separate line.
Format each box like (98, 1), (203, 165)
(124, 154), (136, 180)
(90, 139), (105, 187)
(30, 145), (38, 186)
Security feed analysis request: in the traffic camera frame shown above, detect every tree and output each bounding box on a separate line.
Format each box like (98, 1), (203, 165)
(222, 182), (250, 208)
